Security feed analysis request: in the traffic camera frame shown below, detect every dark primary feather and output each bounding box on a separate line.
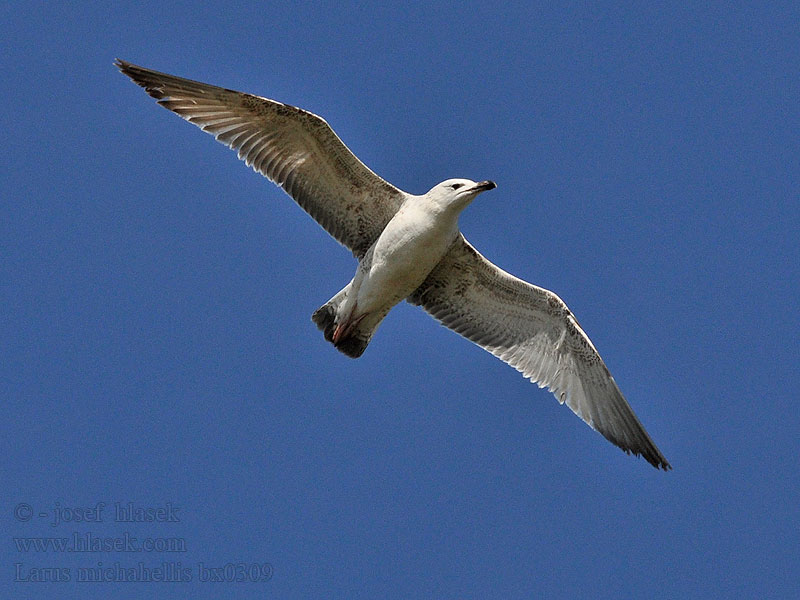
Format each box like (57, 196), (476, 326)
(115, 59), (405, 258)
(410, 236), (671, 470)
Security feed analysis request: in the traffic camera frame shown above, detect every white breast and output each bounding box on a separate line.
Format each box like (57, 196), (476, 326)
(356, 200), (460, 312)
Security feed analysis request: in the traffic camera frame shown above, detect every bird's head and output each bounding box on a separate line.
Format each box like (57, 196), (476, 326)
(425, 178), (496, 212)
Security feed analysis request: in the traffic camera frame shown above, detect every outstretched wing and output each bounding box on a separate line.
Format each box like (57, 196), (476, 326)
(409, 236), (670, 470)
(116, 59), (406, 258)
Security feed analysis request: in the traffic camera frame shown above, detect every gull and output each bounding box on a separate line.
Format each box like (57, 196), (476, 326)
(116, 59), (670, 470)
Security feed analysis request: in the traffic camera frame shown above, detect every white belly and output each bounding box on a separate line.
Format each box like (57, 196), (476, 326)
(354, 203), (458, 314)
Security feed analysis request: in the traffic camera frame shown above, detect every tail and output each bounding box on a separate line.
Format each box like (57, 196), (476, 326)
(311, 291), (374, 358)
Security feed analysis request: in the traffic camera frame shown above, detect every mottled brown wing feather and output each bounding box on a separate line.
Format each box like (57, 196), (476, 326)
(409, 235), (670, 470)
(116, 59), (405, 258)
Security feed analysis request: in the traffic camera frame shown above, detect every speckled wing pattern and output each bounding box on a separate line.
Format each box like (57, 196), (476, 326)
(409, 236), (671, 470)
(115, 59), (405, 258)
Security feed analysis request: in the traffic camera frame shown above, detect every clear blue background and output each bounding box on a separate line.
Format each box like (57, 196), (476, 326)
(3, 2), (798, 598)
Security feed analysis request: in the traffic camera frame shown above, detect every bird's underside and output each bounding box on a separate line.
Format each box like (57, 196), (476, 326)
(116, 59), (671, 470)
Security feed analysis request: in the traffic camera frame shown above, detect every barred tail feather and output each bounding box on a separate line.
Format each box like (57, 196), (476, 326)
(311, 290), (374, 358)
(332, 330), (372, 358)
(312, 302), (338, 343)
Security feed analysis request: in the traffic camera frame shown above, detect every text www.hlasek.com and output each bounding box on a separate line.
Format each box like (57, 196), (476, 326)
(14, 532), (186, 554)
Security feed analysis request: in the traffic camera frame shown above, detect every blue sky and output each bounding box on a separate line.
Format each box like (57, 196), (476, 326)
(3, 2), (798, 598)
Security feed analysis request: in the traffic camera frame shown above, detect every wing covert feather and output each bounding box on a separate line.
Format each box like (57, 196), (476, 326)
(410, 236), (670, 470)
(116, 59), (405, 257)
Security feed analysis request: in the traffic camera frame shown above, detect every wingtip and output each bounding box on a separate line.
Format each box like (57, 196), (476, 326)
(593, 402), (671, 471)
(608, 429), (671, 471)
(638, 448), (672, 471)
(114, 59), (153, 82)
(114, 58), (139, 81)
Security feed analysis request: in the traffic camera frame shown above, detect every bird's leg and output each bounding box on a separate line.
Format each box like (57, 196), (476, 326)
(332, 312), (367, 344)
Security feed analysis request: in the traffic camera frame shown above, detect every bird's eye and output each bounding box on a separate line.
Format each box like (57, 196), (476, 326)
(451, 183), (464, 190)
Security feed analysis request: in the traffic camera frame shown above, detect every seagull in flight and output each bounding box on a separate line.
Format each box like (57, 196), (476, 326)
(116, 60), (670, 470)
